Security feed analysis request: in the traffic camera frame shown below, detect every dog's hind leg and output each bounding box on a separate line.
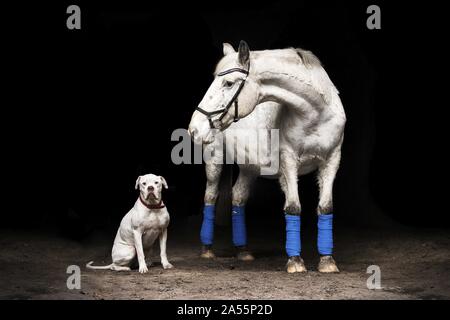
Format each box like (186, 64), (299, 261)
(112, 243), (136, 271)
(110, 265), (131, 271)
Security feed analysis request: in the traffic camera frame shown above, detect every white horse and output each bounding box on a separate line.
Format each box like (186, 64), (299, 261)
(188, 41), (346, 273)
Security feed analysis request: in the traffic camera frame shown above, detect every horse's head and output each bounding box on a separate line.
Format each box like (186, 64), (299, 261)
(189, 41), (260, 144)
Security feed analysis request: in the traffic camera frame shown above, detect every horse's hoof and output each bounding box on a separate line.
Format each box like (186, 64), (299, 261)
(318, 255), (340, 273)
(286, 256), (307, 273)
(200, 246), (216, 259)
(237, 251), (255, 261)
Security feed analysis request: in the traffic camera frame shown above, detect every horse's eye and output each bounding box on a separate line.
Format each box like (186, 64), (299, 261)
(224, 81), (234, 88)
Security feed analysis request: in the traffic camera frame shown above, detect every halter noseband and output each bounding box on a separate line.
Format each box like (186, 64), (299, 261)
(195, 64), (250, 129)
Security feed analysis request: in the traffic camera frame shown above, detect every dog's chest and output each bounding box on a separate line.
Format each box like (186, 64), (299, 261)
(140, 210), (169, 232)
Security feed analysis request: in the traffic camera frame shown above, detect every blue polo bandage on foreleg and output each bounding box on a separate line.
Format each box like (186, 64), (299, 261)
(285, 214), (301, 257)
(200, 205), (215, 245)
(232, 206), (247, 247)
(317, 214), (334, 255)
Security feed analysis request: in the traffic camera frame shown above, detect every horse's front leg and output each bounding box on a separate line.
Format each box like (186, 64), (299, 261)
(232, 167), (256, 261)
(316, 145), (341, 273)
(279, 150), (306, 273)
(199, 162), (222, 259)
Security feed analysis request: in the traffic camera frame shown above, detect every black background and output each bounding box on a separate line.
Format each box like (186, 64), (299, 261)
(4, 1), (447, 238)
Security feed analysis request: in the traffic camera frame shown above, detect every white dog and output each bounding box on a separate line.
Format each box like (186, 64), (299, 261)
(87, 174), (173, 273)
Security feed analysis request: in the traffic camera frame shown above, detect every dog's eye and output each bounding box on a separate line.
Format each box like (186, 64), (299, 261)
(142, 182), (146, 186)
(155, 181), (159, 184)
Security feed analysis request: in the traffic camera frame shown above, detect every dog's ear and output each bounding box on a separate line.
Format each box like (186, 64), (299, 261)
(160, 176), (168, 189)
(135, 176), (141, 190)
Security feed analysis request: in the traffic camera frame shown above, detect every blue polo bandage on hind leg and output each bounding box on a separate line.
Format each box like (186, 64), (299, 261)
(200, 205), (215, 245)
(285, 214), (301, 257)
(317, 214), (334, 255)
(232, 206), (247, 246)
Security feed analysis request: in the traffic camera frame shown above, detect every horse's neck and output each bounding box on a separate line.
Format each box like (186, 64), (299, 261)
(256, 63), (331, 114)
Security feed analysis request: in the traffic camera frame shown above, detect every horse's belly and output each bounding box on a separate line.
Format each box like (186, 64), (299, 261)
(218, 101), (333, 176)
(250, 151), (319, 178)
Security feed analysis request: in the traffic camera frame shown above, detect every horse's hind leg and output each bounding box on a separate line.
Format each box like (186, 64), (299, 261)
(232, 167), (256, 261)
(199, 162), (222, 259)
(316, 144), (342, 273)
(279, 150), (306, 273)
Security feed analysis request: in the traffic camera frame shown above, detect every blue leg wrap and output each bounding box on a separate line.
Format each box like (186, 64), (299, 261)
(200, 205), (215, 245)
(285, 214), (301, 257)
(317, 214), (334, 255)
(232, 206), (247, 247)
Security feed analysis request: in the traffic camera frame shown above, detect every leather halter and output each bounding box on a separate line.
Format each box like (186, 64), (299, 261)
(139, 195), (165, 209)
(195, 64), (250, 129)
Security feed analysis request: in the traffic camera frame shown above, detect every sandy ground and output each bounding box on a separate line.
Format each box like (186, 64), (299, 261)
(1, 218), (449, 300)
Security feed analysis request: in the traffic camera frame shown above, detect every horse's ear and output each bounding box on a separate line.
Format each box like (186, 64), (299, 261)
(238, 40), (250, 68)
(223, 43), (236, 56)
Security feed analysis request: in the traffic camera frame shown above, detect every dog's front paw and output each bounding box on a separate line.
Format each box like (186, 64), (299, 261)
(162, 262), (173, 270)
(139, 264), (149, 273)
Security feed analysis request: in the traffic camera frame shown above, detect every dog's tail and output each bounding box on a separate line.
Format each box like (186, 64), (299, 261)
(86, 261), (113, 270)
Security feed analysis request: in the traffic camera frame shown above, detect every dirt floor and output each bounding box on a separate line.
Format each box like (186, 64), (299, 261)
(1, 217), (450, 300)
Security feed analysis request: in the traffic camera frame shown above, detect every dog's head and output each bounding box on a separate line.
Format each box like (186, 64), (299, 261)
(135, 174), (168, 203)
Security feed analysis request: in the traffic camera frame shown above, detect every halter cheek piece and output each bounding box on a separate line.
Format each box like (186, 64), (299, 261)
(195, 65), (250, 129)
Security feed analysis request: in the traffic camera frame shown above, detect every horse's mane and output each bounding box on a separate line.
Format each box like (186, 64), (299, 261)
(294, 48), (322, 69)
(215, 47), (323, 74)
(293, 47), (339, 100)
(214, 46), (338, 101)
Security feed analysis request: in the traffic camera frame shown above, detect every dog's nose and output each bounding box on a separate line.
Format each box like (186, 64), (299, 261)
(148, 186), (154, 191)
